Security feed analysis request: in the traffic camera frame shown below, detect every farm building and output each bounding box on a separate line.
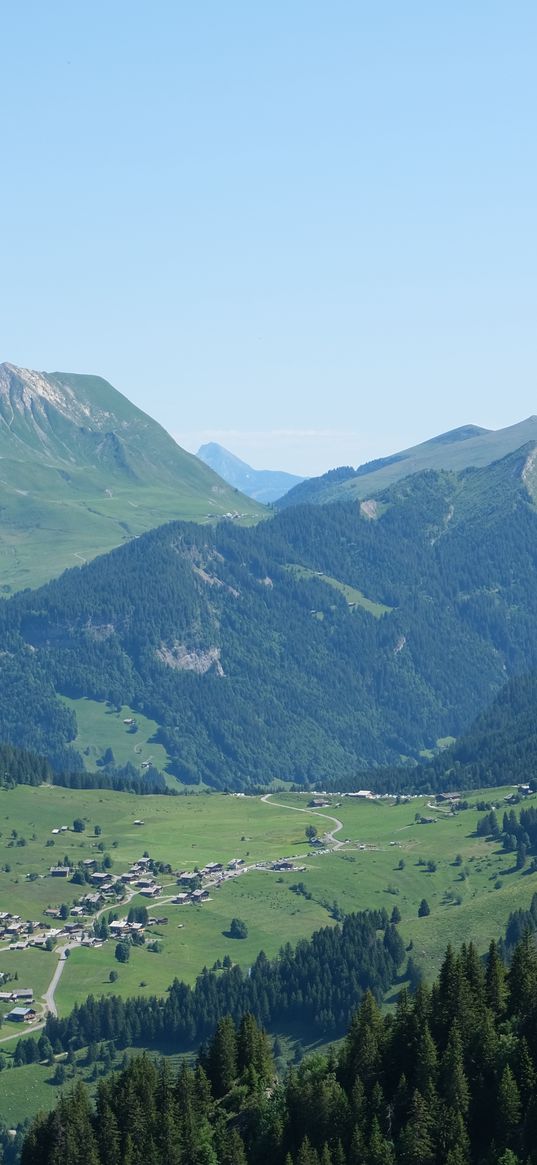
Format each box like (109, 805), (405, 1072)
(7, 1006), (36, 1023)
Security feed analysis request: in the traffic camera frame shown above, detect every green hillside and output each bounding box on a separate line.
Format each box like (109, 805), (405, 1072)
(0, 447), (537, 785)
(0, 363), (263, 592)
(277, 415), (537, 507)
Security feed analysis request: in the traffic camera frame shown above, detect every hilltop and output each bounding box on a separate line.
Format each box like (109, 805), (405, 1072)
(1, 445), (537, 784)
(197, 441), (305, 503)
(277, 416), (537, 507)
(0, 364), (263, 591)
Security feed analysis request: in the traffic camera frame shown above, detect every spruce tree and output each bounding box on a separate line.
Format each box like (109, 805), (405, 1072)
(440, 1024), (469, 1115)
(206, 1015), (238, 1097)
(486, 939), (507, 1015)
(368, 1116), (395, 1165)
(398, 1089), (436, 1165)
(496, 1065), (522, 1146)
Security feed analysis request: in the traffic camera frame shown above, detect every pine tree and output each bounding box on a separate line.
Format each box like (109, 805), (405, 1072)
(508, 931), (537, 1016)
(486, 939), (507, 1014)
(297, 1136), (320, 1165)
(398, 1090), (436, 1165)
(440, 1025), (469, 1115)
(368, 1116), (395, 1165)
(332, 1141), (346, 1165)
(497, 1065), (522, 1145)
(414, 1022), (438, 1099)
(206, 1015), (238, 1097)
(515, 1036), (536, 1103)
(348, 1123), (367, 1165)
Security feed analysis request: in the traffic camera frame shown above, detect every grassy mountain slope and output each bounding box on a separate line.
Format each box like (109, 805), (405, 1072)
(0, 363), (263, 591)
(0, 445), (537, 787)
(277, 416), (537, 507)
(197, 441), (305, 503)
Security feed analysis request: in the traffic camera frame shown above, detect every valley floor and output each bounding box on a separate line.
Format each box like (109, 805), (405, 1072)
(0, 782), (535, 1124)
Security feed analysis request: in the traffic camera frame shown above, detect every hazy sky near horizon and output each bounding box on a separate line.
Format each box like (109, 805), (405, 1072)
(1, 2), (536, 476)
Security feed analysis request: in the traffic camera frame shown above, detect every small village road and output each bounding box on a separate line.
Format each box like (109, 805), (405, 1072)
(260, 793), (345, 849)
(42, 943), (75, 1017)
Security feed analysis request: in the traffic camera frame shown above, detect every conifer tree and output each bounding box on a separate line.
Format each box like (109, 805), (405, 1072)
(440, 1025), (469, 1115)
(297, 1136), (320, 1165)
(485, 939), (507, 1014)
(414, 1022), (438, 1100)
(206, 1015), (238, 1097)
(507, 930), (537, 1016)
(368, 1115), (395, 1165)
(514, 1036), (536, 1103)
(497, 1065), (521, 1145)
(398, 1090), (436, 1165)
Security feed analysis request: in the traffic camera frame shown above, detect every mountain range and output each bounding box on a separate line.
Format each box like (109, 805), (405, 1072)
(0, 363), (263, 592)
(277, 417), (537, 507)
(1, 441), (537, 786)
(197, 441), (305, 503)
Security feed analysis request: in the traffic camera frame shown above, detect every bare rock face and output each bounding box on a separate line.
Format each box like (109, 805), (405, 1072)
(155, 641), (224, 676)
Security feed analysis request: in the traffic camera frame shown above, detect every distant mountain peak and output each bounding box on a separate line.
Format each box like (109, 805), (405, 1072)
(197, 441), (305, 504)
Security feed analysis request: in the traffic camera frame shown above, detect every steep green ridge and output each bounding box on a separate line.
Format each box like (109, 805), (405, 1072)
(0, 446), (537, 786)
(0, 363), (263, 591)
(277, 415), (537, 507)
(197, 441), (305, 503)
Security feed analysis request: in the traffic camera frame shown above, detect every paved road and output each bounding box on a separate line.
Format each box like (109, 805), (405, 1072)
(42, 943), (76, 1017)
(261, 793), (345, 849)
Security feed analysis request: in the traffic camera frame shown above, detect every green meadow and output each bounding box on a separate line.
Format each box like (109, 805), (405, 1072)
(1, 784), (536, 1020)
(2, 783), (537, 1127)
(60, 697), (171, 775)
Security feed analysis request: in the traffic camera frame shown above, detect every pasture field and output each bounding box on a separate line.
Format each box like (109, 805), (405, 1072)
(1, 784), (537, 1017)
(2, 782), (537, 1127)
(60, 697), (172, 775)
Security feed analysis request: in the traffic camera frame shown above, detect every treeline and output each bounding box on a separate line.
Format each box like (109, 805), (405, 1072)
(51, 762), (170, 795)
(0, 742), (52, 788)
(2, 458), (537, 788)
(0, 741), (171, 796)
(21, 934), (537, 1165)
(43, 911), (402, 1055)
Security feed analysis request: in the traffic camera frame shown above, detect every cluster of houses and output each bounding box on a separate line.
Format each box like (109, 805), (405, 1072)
(172, 857), (249, 905)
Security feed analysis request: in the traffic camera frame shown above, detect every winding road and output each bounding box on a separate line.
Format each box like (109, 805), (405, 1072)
(260, 793), (345, 849)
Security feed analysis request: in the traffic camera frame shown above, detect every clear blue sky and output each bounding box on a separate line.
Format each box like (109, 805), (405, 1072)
(1, 1), (536, 475)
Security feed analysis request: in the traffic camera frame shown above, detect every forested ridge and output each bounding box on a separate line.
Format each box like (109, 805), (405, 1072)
(20, 934), (537, 1165)
(328, 671), (537, 795)
(2, 451), (537, 787)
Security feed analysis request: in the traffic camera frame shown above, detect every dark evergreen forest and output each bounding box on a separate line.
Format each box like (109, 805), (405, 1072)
(1, 452), (537, 789)
(39, 910), (401, 1058)
(20, 934), (537, 1165)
